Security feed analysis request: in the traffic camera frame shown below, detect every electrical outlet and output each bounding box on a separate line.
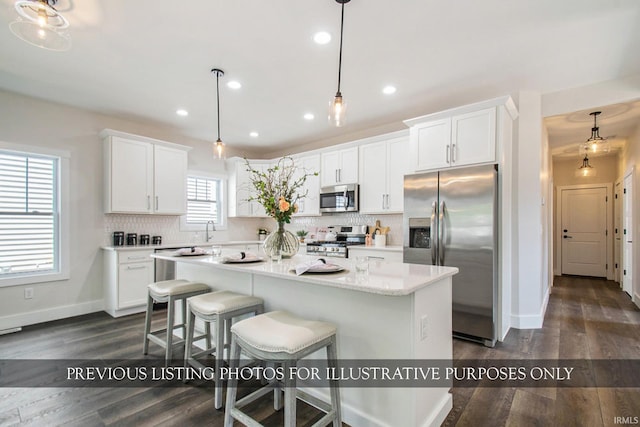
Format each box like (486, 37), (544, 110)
(420, 315), (428, 340)
(24, 288), (34, 299)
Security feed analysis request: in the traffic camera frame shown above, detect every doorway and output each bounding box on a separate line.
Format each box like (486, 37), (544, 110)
(557, 184), (612, 278)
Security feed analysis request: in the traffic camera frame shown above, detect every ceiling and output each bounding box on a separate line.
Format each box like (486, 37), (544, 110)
(1, 0), (639, 154)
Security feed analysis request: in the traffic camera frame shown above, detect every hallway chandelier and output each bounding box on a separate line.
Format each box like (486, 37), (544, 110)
(9, 0), (71, 51)
(580, 111), (610, 155)
(575, 154), (597, 177)
(211, 68), (225, 159)
(329, 0), (351, 127)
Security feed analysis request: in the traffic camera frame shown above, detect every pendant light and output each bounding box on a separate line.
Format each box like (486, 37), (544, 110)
(9, 0), (71, 51)
(579, 111), (610, 155)
(211, 68), (225, 159)
(575, 154), (597, 177)
(329, 0), (351, 127)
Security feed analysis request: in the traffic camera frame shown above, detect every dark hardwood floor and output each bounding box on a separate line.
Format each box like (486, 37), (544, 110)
(0, 275), (638, 426)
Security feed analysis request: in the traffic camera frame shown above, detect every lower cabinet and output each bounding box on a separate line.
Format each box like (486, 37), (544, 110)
(104, 249), (154, 317)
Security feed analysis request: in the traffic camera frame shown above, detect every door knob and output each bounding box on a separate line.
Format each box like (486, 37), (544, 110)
(563, 229), (568, 233)
(563, 235), (572, 239)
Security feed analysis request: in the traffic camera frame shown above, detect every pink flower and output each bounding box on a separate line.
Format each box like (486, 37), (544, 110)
(278, 197), (290, 212)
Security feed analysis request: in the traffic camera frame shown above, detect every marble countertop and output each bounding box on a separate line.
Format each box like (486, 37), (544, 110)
(151, 252), (458, 296)
(102, 240), (263, 251)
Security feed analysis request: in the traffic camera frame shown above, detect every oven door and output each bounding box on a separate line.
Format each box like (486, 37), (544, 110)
(320, 184), (359, 213)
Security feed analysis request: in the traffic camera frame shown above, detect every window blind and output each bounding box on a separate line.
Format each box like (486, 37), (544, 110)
(186, 176), (219, 224)
(0, 151), (58, 276)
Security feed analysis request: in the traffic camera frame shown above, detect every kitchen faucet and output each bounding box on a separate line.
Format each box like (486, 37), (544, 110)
(206, 221), (216, 242)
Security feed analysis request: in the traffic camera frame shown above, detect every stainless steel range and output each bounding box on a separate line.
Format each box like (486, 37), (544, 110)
(306, 225), (367, 258)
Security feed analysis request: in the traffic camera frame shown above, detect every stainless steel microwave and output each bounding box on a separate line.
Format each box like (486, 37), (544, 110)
(319, 184), (359, 213)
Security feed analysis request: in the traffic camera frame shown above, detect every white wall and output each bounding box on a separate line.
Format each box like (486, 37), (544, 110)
(0, 89), (265, 331)
(620, 124), (640, 306)
(512, 91), (547, 329)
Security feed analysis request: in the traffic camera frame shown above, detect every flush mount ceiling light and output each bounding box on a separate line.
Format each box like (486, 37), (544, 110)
(313, 31), (331, 45)
(212, 68), (225, 159)
(579, 111), (610, 155)
(329, 0), (351, 127)
(575, 154), (597, 177)
(9, 0), (71, 51)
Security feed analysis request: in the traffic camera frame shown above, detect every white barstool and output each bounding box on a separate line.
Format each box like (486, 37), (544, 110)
(142, 279), (210, 365)
(224, 310), (341, 427)
(184, 290), (264, 409)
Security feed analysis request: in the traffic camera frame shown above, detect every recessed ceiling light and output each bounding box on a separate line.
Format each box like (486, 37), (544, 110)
(382, 85), (397, 95)
(176, 109), (189, 116)
(304, 113), (315, 120)
(249, 132), (259, 138)
(313, 31), (331, 45)
(227, 81), (242, 89)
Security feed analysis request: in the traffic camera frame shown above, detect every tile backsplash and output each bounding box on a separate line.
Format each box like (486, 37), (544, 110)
(104, 213), (403, 247)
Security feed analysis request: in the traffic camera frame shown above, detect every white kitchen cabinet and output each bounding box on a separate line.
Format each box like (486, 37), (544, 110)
(293, 154), (321, 216)
(104, 249), (154, 317)
(359, 135), (410, 214)
(102, 130), (190, 215)
(407, 106), (496, 172)
(228, 159), (270, 218)
(320, 146), (358, 187)
(348, 247), (403, 263)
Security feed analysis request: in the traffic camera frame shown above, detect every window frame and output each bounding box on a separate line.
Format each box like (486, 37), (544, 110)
(0, 142), (70, 288)
(180, 172), (227, 232)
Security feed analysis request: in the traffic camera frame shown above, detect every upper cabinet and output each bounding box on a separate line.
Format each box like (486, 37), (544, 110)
(359, 133), (410, 214)
(293, 154), (321, 217)
(228, 159), (270, 218)
(404, 97), (517, 173)
(320, 146), (358, 187)
(102, 130), (190, 215)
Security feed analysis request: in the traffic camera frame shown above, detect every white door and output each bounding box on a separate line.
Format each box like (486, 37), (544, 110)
(359, 141), (387, 213)
(411, 118), (451, 171)
(153, 145), (187, 214)
(110, 137), (153, 213)
(338, 147), (359, 184)
(561, 187), (607, 277)
(320, 151), (341, 187)
(622, 173), (633, 296)
(386, 136), (411, 212)
(614, 180), (622, 283)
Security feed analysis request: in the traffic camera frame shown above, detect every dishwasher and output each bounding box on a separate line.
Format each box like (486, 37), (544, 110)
(154, 247), (186, 282)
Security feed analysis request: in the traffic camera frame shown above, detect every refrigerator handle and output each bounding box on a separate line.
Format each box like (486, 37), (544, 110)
(439, 201), (446, 266)
(430, 201), (438, 265)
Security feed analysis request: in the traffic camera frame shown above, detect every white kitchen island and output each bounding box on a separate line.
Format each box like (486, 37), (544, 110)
(151, 252), (458, 427)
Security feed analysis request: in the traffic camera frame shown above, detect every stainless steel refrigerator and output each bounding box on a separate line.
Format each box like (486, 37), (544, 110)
(403, 164), (498, 347)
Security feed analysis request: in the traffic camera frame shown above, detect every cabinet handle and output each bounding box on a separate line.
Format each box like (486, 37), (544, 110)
(368, 256), (385, 260)
(335, 169), (339, 183)
(147, 195), (151, 210)
(339, 169), (342, 182)
(382, 194), (385, 210)
(127, 265), (147, 270)
(446, 145), (450, 164)
(127, 256), (147, 261)
(385, 194), (389, 209)
(155, 196), (159, 210)
(452, 144), (456, 163)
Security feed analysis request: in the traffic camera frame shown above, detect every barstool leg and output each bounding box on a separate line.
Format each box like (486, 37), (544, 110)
(184, 306), (196, 369)
(224, 336), (241, 427)
(142, 293), (153, 355)
(214, 313), (224, 409)
(283, 361), (296, 427)
(327, 336), (342, 426)
(165, 295), (176, 365)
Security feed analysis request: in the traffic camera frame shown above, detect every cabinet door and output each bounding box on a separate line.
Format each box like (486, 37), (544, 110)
(117, 261), (153, 308)
(359, 141), (387, 214)
(294, 154), (321, 216)
(386, 136), (410, 212)
(451, 107), (496, 167)
(320, 151), (341, 187)
(338, 147), (359, 184)
(411, 118), (451, 172)
(109, 137), (153, 213)
(153, 145), (187, 214)
(233, 161), (269, 217)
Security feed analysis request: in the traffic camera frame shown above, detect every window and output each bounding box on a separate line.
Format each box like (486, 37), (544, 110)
(185, 175), (225, 227)
(0, 145), (68, 287)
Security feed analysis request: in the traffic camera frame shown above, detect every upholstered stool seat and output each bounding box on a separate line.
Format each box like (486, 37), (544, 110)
(142, 279), (210, 365)
(184, 290), (264, 409)
(224, 310), (341, 427)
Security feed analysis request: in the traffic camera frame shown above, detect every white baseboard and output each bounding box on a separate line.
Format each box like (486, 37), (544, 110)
(0, 299), (104, 331)
(510, 290), (550, 329)
(421, 393), (453, 427)
(634, 292), (640, 309)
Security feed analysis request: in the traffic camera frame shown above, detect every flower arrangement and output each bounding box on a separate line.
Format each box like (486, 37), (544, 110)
(245, 157), (318, 224)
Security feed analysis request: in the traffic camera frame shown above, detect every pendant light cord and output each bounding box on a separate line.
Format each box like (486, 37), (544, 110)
(336, 1), (345, 94)
(216, 72), (221, 141)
